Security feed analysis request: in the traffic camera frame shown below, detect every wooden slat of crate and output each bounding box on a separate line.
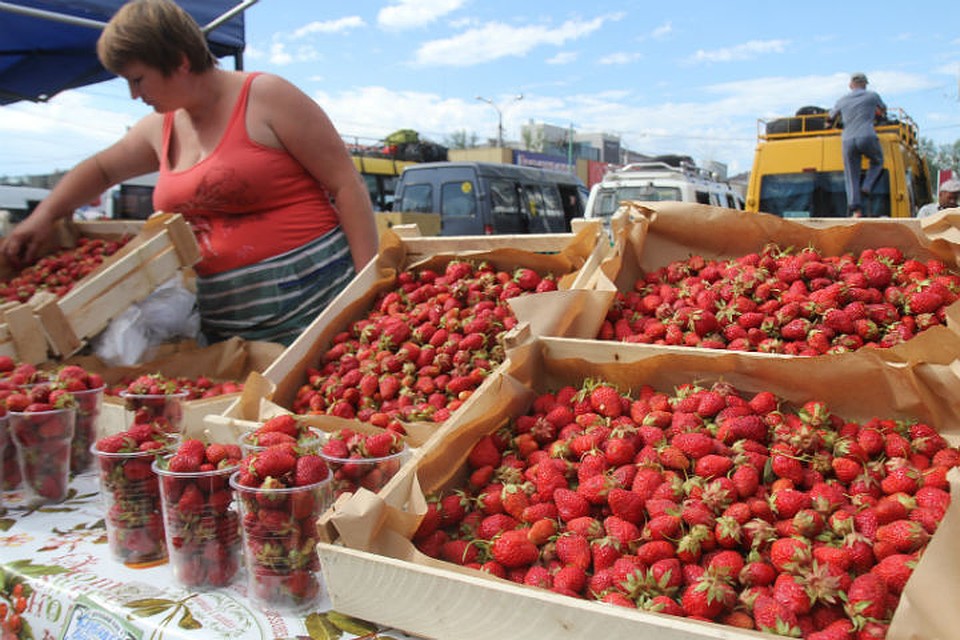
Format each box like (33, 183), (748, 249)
(317, 543), (756, 640)
(36, 214), (200, 358)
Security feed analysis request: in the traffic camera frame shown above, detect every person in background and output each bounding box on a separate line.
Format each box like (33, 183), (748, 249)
(917, 179), (960, 218)
(828, 72), (887, 217)
(1, 0), (377, 346)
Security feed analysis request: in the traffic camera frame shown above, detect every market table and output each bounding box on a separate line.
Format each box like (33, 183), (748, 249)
(0, 471), (414, 640)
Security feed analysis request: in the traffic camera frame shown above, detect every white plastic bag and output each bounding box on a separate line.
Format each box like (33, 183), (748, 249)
(92, 276), (201, 366)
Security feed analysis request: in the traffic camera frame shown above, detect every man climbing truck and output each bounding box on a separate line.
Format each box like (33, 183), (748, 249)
(745, 106), (932, 218)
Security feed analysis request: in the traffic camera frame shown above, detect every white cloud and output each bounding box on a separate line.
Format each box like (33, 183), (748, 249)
(598, 52), (643, 65)
(688, 39), (790, 64)
(414, 17), (607, 66)
(651, 21), (672, 39)
(292, 16), (365, 39)
(547, 51), (578, 65)
(269, 42), (293, 66)
(267, 42), (320, 66)
(378, 0), (465, 30)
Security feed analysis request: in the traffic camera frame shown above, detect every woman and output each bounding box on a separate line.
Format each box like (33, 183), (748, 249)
(2, 0), (377, 346)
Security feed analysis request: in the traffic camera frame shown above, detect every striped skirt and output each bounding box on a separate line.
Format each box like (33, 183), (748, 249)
(196, 227), (355, 346)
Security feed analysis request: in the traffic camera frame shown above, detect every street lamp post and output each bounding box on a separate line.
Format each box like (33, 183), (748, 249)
(476, 94), (523, 148)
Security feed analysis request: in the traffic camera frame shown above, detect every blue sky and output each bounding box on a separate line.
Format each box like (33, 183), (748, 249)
(2, 0), (959, 179)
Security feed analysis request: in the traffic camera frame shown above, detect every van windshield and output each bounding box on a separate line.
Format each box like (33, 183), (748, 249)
(758, 171), (891, 218)
(595, 185), (683, 217)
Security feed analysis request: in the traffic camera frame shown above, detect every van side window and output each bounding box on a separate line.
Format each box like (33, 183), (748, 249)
(399, 184), (432, 213)
(541, 186), (564, 218)
(523, 184), (546, 217)
(490, 179), (520, 216)
(441, 181), (476, 217)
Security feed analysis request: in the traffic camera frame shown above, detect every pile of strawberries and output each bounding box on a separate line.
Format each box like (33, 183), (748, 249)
(319, 428), (408, 498)
(107, 374), (243, 401)
(414, 378), (959, 639)
(598, 244), (959, 355)
(93, 423), (179, 565)
(293, 260), (557, 426)
(231, 441), (333, 607)
(0, 236), (126, 303)
(240, 414), (323, 455)
(155, 439), (244, 587)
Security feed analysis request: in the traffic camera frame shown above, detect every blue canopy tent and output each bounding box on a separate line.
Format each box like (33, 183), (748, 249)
(0, 0), (253, 105)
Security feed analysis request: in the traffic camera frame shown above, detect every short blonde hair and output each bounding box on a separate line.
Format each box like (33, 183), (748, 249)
(97, 0), (216, 76)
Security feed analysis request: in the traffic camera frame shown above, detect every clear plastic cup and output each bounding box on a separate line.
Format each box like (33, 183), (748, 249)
(70, 385), (105, 474)
(1, 436), (20, 490)
(319, 444), (410, 499)
(9, 407), (76, 504)
(154, 458), (241, 589)
(230, 472), (333, 612)
(0, 414), (7, 511)
(91, 440), (175, 566)
(119, 390), (189, 436)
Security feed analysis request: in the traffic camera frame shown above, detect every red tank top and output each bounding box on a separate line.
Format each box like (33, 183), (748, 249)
(153, 73), (339, 276)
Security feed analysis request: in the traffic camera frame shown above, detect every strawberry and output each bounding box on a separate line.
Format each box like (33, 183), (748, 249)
(671, 431), (715, 459)
(588, 383), (622, 418)
(294, 455), (330, 486)
(607, 487), (645, 524)
(875, 519), (929, 553)
(490, 529), (539, 569)
(680, 573), (736, 620)
(753, 594), (802, 637)
(843, 573), (889, 623)
(250, 446), (297, 480)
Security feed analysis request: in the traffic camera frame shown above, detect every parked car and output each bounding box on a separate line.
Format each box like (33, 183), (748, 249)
(584, 158), (743, 228)
(393, 161), (585, 235)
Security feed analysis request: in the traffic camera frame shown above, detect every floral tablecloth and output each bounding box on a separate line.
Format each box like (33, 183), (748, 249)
(0, 471), (412, 640)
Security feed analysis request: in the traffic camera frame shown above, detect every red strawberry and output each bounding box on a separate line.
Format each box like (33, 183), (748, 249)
(680, 573), (735, 619)
(844, 573), (889, 622)
(588, 384), (622, 418)
(294, 455), (329, 486)
(250, 446), (296, 480)
(491, 529), (539, 569)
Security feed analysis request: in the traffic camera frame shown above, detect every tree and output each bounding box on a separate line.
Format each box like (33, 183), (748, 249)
(920, 137), (960, 181)
(444, 130), (479, 150)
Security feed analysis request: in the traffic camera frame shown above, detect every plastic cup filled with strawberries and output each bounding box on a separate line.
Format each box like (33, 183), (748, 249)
(118, 374), (189, 437)
(0, 359), (50, 490)
(153, 439), (243, 589)
(239, 414), (326, 457)
(318, 428), (410, 499)
(91, 423), (179, 566)
(50, 365), (105, 474)
(230, 442), (333, 611)
(6, 383), (77, 504)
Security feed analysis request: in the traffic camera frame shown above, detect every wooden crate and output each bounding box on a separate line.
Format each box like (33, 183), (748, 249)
(217, 221), (613, 423)
(593, 202), (960, 364)
(34, 213), (200, 360)
(316, 336), (960, 640)
(0, 218), (149, 363)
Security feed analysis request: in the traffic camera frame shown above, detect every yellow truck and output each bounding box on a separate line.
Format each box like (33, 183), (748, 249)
(745, 107), (932, 218)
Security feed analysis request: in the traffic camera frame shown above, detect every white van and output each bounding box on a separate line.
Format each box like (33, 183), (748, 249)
(584, 159), (743, 224)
